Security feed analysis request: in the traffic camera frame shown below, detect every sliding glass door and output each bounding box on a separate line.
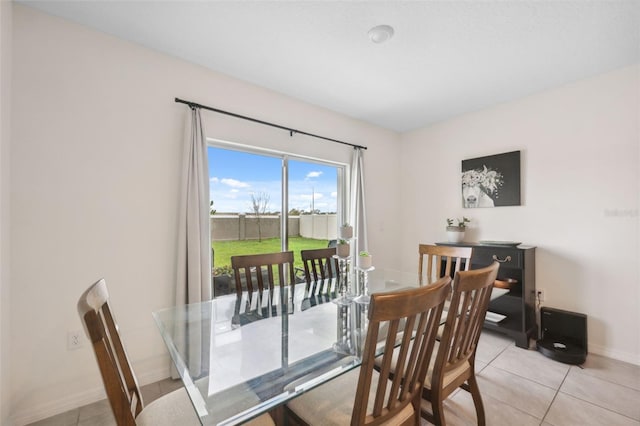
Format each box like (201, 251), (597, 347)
(208, 144), (344, 296)
(287, 158), (339, 244)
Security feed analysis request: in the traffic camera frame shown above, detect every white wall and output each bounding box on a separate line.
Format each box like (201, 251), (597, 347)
(0, 0), (12, 425)
(400, 65), (640, 364)
(0, 1), (13, 425)
(10, 5), (400, 424)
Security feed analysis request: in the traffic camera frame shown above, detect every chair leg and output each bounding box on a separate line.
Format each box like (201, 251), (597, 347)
(268, 406), (285, 425)
(431, 398), (446, 426)
(411, 394), (421, 426)
(426, 387), (446, 426)
(467, 374), (486, 426)
(283, 404), (307, 426)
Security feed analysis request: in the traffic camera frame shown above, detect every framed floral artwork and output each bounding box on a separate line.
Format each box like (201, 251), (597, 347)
(461, 151), (521, 208)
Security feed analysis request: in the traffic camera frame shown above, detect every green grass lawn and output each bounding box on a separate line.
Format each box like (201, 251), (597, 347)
(212, 237), (329, 271)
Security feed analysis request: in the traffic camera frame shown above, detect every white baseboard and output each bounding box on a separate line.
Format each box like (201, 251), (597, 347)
(12, 386), (106, 426)
(589, 343), (640, 366)
(11, 367), (171, 426)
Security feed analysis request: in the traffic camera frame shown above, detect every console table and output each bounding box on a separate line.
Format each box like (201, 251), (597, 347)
(436, 242), (536, 348)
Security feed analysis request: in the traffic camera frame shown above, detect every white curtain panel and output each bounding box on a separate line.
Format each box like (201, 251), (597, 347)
(349, 148), (368, 256)
(174, 107), (212, 377)
(176, 106), (212, 304)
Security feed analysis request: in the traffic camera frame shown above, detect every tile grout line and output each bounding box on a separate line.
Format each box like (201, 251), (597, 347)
(538, 363), (571, 425)
(554, 388), (640, 424)
(488, 360), (568, 392)
(480, 342), (562, 424)
(577, 367), (640, 393)
(558, 371), (640, 423)
(475, 364), (560, 425)
(481, 341), (512, 365)
(485, 390), (553, 425)
(486, 343), (571, 391)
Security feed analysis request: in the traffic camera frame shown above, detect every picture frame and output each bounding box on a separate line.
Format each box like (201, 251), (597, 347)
(461, 150), (521, 208)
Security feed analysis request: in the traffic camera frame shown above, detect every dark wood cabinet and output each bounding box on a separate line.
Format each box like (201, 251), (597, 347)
(436, 242), (536, 348)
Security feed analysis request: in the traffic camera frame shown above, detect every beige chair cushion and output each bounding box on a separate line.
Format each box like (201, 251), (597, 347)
(135, 388), (202, 426)
(286, 367), (415, 426)
(136, 387), (274, 426)
(375, 341), (471, 391)
(423, 357), (471, 391)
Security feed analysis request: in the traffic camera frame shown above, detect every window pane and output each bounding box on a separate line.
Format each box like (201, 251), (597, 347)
(287, 159), (339, 271)
(208, 145), (342, 297)
(209, 147), (281, 214)
(209, 147), (282, 296)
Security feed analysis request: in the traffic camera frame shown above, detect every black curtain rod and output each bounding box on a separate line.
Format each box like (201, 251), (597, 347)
(175, 97), (367, 150)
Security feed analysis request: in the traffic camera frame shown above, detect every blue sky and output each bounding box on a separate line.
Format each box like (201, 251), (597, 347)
(209, 147), (338, 214)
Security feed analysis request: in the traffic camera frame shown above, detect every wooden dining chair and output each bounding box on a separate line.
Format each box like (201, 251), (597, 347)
(297, 247), (340, 309)
(420, 261), (500, 426)
(230, 251), (296, 296)
(418, 244), (473, 286)
(78, 278), (274, 426)
(301, 247), (339, 287)
(284, 276), (452, 426)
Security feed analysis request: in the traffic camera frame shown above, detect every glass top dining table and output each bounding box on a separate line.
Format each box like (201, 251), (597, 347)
(151, 267), (414, 426)
(152, 269), (509, 425)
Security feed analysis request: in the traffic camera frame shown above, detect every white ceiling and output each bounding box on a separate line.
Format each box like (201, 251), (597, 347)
(20, 1), (640, 132)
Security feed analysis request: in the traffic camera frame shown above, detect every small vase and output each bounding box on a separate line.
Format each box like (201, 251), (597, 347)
(340, 226), (353, 239)
(446, 226), (465, 243)
(358, 255), (372, 269)
(336, 243), (350, 257)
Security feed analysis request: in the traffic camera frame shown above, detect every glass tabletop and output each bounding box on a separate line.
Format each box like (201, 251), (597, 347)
(152, 270), (509, 425)
(153, 280), (370, 425)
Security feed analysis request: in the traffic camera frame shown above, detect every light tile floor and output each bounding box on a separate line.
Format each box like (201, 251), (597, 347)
(28, 330), (640, 426)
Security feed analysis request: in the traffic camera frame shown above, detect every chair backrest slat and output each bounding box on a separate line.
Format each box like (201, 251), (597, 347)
(231, 251), (296, 297)
(78, 279), (143, 425)
(436, 262), (499, 378)
(300, 248), (339, 296)
(418, 244), (473, 286)
(351, 276), (451, 425)
(301, 248), (339, 280)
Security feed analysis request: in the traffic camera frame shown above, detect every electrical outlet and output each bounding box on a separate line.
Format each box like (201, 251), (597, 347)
(67, 330), (84, 350)
(537, 289), (545, 303)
